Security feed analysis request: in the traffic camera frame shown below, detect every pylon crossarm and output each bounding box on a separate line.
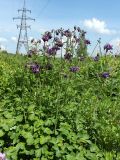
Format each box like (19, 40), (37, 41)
(18, 9), (31, 13)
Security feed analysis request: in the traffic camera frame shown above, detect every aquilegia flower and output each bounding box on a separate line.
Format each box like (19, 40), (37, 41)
(30, 63), (40, 74)
(55, 40), (63, 47)
(101, 72), (110, 78)
(0, 153), (6, 160)
(42, 32), (52, 42)
(64, 30), (72, 37)
(85, 39), (91, 45)
(104, 43), (113, 53)
(47, 45), (60, 56)
(64, 52), (73, 60)
(70, 66), (80, 73)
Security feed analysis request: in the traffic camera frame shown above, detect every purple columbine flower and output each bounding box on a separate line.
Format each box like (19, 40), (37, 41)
(55, 41), (63, 47)
(30, 63), (40, 74)
(42, 32), (52, 42)
(101, 72), (110, 78)
(64, 30), (72, 37)
(47, 48), (55, 55)
(47, 46), (60, 56)
(70, 66), (80, 73)
(85, 39), (91, 45)
(64, 52), (73, 60)
(0, 153), (6, 160)
(104, 43), (113, 53)
(42, 35), (49, 42)
(52, 45), (60, 51)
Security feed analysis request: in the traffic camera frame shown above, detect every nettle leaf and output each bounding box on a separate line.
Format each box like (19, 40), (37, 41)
(0, 140), (4, 146)
(44, 128), (52, 135)
(41, 157), (48, 160)
(40, 136), (51, 145)
(3, 111), (13, 119)
(27, 136), (34, 146)
(16, 115), (23, 122)
(5, 146), (18, 160)
(0, 130), (4, 137)
(35, 149), (42, 158)
(16, 142), (25, 150)
(2, 123), (9, 131)
(34, 120), (44, 128)
(28, 114), (35, 121)
(90, 144), (99, 153)
(28, 105), (35, 113)
(21, 131), (34, 145)
(79, 134), (91, 144)
(9, 132), (20, 144)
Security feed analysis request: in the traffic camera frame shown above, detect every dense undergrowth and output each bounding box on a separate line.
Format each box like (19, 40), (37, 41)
(0, 51), (120, 159)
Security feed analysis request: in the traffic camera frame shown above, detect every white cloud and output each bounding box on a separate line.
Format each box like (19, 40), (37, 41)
(83, 18), (116, 35)
(111, 38), (120, 53)
(0, 45), (6, 50)
(0, 37), (7, 42)
(11, 36), (17, 42)
(111, 38), (120, 47)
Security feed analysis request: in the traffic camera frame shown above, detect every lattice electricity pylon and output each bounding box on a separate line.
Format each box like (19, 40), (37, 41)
(13, 0), (35, 54)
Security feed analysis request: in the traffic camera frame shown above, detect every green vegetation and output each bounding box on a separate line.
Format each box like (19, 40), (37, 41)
(0, 51), (120, 159)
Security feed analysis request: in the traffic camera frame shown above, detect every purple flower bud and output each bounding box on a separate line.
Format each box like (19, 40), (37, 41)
(31, 38), (35, 43)
(101, 72), (110, 78)
(77, 27), (81, 32)
(81, 30), (87, 37)
(70, 66), (80, 73)
(93, 54), (99, 61)
(56, 31), (59, 35)
(74, 26), (77, 30)
(85, 40), (91, 45)
(27, 50), (33, 57)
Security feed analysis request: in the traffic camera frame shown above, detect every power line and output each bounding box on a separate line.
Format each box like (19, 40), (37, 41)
(36, 0), (51, 18)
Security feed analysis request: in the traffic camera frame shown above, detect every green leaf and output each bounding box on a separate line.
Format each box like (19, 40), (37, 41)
(0, 130), (4, 137)
(40, 136), (50, 145)
(35, 149), (42, 158)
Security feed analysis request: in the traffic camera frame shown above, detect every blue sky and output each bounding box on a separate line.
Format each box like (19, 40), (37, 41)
(0, 0), (120, 54)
